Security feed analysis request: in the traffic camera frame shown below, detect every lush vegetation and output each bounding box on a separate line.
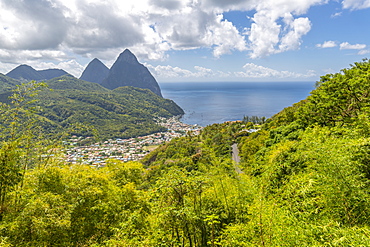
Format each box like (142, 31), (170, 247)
(0, 74), (184, 140)
(0, 60), (370, 246)
(0, 74), (19, 95)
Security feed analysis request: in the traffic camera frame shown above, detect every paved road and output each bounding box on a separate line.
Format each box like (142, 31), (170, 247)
(231, 143), (242, 174)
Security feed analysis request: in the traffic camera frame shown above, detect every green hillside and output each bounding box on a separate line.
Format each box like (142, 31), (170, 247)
(0, 60), (369, 246)
(141, 60), (370, 246)
(0, 75), (184, 139)
(0, 73), (20, 93)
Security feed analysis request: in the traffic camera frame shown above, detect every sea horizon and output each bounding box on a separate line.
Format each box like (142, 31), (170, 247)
(160, 81), (315, 126)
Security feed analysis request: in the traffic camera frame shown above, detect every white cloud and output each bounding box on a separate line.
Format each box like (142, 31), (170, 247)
(0, 0), (368, 76)
(146, 64), (229, 79)
(316, 40), (337, 48)
(0, 61), (17, 75)
(200, 0), (257, 12)
(146, 63), (316, 81)
(149, 0), (185, 11)
(0, 0), (327, 63)
(358, 50), (370, 55)
(339, 42), (367, 50)
(0, 0), (68, 51)
(208, 15), (248, 57)
(56, 60), (85, 77)
(149, 9), (247, 57)
(146, 64), (194, 78)
(0, 49), (70, 65)
(236, 63), (316, 78)
(342, 0), (370, 10)
(248, 9), (280, 59)
(247, 0), (325, 58)
(316, 41), (367, 51)
(279, 17), (311, 52)
(331, 12), (342, 18)
(0, 0), (249, 63)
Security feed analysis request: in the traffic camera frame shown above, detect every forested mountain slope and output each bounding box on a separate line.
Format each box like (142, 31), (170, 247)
(101, 49), (163, 97)
(6, 64), (68, 81)
(139, 60), (370, 246)
(0, 74), (184, 139)
(0, 60), (369, 246)
(0, 73), (20, 92)
(79, 58), (110, 84)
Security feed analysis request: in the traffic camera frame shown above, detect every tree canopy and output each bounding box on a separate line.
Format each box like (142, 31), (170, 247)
(0, 60), (370, 246)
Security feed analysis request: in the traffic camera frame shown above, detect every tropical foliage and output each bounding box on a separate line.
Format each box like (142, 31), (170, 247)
(0, 74), (184, 140)
(0, 60), (370, 246)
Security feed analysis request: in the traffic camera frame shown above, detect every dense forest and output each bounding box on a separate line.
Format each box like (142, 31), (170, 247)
(0, 75), (184, 140)
(0, 60), (370, 246)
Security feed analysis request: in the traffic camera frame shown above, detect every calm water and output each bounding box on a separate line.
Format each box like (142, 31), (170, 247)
(160, 81), (315, 126)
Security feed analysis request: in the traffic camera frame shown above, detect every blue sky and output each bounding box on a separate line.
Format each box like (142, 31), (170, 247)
(0, 0), (369, 82)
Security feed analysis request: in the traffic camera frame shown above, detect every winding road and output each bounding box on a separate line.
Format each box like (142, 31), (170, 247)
(231, 143), (243, 174)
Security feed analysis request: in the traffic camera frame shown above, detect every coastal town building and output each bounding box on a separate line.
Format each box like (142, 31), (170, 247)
(64, 117), (202, 166)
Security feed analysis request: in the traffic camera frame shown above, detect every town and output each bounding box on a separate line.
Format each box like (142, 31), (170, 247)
(64, 117), (202, 167)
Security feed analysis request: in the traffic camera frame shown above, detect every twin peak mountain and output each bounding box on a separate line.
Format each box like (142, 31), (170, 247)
(8, 49), (162, 97)
(80, 49), (162, 97)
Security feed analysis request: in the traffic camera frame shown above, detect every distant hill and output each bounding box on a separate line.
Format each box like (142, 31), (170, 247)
(38, 69), (69, 80)
(0, 73), (20, 92)
(0, 74), (183, 139)
(80, 58), (109, 84)
(101, 49), (162, 97)
(6, 64), (68, 81)
(7, 49), (162, 97)
(0, 73), (21, 103)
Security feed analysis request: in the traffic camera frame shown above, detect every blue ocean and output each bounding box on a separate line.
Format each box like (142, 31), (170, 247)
(160, 81), (315, 126)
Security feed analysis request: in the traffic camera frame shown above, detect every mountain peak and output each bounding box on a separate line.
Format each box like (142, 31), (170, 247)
(6, 64), (67, 81)
(80, 58), (109, 84)
(17, 64), (33, 69)
(101, 49), (162, 97)
(117, 49), (139, 65)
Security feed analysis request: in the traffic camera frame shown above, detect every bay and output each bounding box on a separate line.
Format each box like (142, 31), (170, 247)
(160, 81), (315, 126)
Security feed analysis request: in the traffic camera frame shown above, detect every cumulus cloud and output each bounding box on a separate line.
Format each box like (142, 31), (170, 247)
(0, 0), (250, 63)
(339, 42), (367, 50)
(358, 49), (370, 55)
(279, 17), (311, 52)
(146, 63), (315, 80)
(0, 0), (328, 62)
(342, 0), (370, 10)
(26, 60), (83, 77)
(64, 2), (143, 52)
(0, 0), (369, 76)
(55, 60), (85, 77)
(316, 41), (337, 48)
(247, 0), (325, 58)
(146, 64), (194, 78)
(149, 0), (184, 10)
(208, 15), (248, 57)
(146, 64), (229, 79)
(236, 63), (316, 78)
(200, 0), (256, 12)
(0, 49), (70, 64)
(0, 0), (68, 50)
(316, 41), (367, 51)
(0, 62), (17, 75)
(147, 7), (247, 57)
